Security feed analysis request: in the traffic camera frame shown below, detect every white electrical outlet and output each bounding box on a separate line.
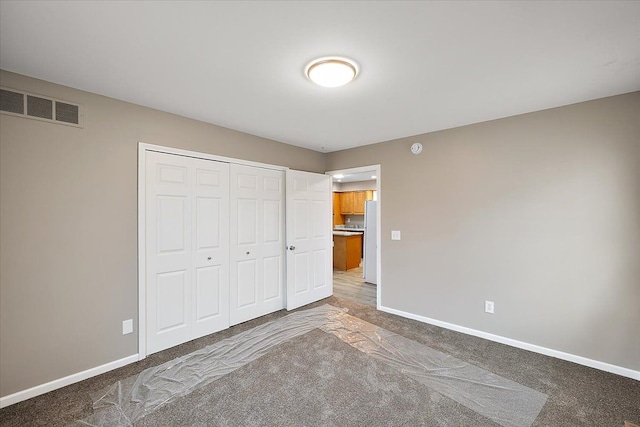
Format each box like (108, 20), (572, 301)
(122, 319), (133, 335)
(391, 230), (401, 240)
(485, 300), (495, 314)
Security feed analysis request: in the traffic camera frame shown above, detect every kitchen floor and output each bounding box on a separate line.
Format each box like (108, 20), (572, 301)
(333, 265), (376, 307)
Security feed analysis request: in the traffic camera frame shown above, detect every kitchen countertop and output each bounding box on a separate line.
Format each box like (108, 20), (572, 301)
(333, 231), (364, 237)
(334, 227), (364, 233)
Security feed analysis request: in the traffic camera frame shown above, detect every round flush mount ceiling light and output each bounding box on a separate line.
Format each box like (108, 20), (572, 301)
(305, 57), (358, 88)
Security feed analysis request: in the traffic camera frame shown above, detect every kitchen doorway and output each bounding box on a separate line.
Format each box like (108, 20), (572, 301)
(326, 165), (381, 308)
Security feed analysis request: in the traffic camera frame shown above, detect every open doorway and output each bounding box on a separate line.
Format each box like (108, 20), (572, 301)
(326, 165), (381, 308)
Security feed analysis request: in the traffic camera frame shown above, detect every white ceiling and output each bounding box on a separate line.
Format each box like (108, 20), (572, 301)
(1, 1), (638, 153)
(331, 171), (377, 184)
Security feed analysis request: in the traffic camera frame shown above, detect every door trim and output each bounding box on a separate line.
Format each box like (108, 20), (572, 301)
(325, 165), (382, 309)
(138, 142), (288, 360)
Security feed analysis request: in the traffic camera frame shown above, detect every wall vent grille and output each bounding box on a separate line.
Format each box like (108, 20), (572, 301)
(0, 87), (83, 128)
(55, 102), (80, 124)
(0, 89), (24, 114)
(27, 95), (54, 119)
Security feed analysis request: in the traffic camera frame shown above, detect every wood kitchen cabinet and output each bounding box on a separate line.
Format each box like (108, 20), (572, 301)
(333, 233), (362, 271)
(352, 191), (368, 214)
(333, 192), (344, 227)
(339, 192), (353, 215)
(338, 190), (373, 215)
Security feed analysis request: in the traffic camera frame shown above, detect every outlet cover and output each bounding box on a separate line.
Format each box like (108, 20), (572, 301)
(122, 319), (133, 335)
(391, 230), (401, 240)
(485, 300), (495, 314)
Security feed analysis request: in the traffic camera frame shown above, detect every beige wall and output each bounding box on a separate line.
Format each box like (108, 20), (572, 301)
(327, 92), (640, 372)
(2, 68), (638, 399)
(0, 70), (326, 397)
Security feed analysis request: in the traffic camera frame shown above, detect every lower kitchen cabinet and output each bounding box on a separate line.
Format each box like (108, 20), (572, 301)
(333, 233), (362, 271)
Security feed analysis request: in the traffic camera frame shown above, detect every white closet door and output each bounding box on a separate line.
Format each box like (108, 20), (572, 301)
(146, 151), (193, 354)
(191, 157), (230, 339)
(146, 152), (230, 355)
(285, 170), (333, 310)
(230, 164), (285, 325)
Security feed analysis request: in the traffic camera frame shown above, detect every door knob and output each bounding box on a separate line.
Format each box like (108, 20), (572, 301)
(246, 251), (250, 255)
(288, 246), (296, 251)
(207, 257), (212, 260)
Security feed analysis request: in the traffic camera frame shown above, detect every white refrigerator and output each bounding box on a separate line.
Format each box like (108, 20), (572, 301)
(364, 200), (377, 284)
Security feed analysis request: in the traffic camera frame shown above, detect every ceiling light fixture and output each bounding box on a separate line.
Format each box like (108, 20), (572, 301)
(306, 57), (358, 88)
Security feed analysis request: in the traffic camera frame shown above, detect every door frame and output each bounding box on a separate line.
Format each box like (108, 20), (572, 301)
(325, 165), (382, 309)
(138, 142), (288, 360)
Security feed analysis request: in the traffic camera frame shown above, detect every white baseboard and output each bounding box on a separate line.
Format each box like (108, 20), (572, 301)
(0, 354), (139, 409)
(2, 307), (638, 409)
(378, 305), (640, 381)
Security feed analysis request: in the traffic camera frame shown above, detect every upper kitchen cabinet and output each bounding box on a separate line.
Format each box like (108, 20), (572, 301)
(339, 191), (354, 215)
(333, 192), (344, 227)
(352, 191), (370, 214)
(338, 191), (373, 215)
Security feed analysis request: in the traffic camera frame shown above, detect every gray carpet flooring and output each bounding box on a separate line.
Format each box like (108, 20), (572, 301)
(137, 329), (494, 427)
(1, 297), (639, 426)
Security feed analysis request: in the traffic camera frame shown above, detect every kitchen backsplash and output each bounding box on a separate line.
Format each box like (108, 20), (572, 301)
(342, 215), (364, 227)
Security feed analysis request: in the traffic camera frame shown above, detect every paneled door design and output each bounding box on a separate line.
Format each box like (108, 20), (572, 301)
(191, 157), (230, 340)
(230, 164), (285, 325)
(146, 151), (229, 355)
(285, 170), (333, 310)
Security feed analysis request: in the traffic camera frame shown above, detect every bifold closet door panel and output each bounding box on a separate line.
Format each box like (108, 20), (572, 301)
(230, 164), (285, 326)
(146, 151), (194, 354)
(146, 151), (230, 355)
(190, 157), (230, 340)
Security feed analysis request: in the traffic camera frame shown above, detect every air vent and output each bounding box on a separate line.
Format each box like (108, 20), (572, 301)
(55, 101), (80, 125)
(0, 87), (83, 128)
(27, 95), (53, 119)
(0, 89), (24, 114)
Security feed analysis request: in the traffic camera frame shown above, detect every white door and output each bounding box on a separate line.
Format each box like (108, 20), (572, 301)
(191, 157), (230, 339)
(230, 164), (285, 325)
(285, 170), (333, 310)
(146, 151), (229, 354)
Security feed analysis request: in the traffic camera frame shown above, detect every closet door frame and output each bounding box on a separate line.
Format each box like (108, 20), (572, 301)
(138, 142), (287, 360)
